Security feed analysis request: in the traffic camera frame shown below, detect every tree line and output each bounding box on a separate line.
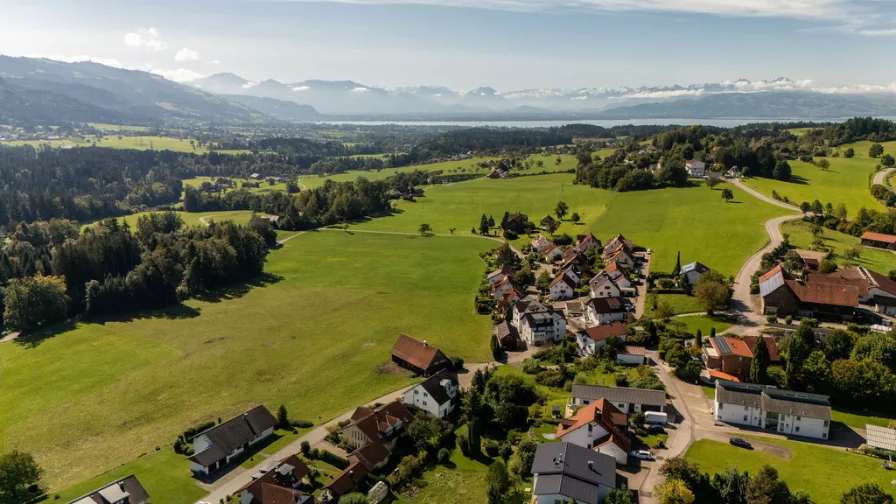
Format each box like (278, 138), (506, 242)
(0, 212), (273, 332)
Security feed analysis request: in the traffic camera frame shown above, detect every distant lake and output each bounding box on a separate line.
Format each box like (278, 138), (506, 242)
(314, 118), (853, 128)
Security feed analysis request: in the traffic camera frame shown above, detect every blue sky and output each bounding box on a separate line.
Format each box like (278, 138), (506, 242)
(2, 0), (896, 90)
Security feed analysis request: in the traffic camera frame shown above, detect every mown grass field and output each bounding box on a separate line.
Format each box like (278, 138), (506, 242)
(675, 314), (735, 336)
(647, 294), (705, 317)
(182, 176), (290, 197)
(352, 174), (787, 276)
(782, 219), (896, 273)
(0, 231), (495, 492)
(81, 210), (258, 231)
(742, 141), (896, 214)
(1, 135), (248, 154)
(298, 154), (579, 189)
(685, 437), (895, 504)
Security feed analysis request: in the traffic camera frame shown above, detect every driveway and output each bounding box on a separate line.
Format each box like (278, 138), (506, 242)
(634, 251), (653, 319)
(873, 167), (896, 186)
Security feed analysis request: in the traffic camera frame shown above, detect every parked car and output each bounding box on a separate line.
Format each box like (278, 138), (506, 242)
(630, 450), (654, 461)
(729, 437), (752, 449)
(648, 424), (665, 434)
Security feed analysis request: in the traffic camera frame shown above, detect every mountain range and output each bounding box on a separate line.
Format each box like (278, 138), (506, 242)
(4, 54), (896, 125)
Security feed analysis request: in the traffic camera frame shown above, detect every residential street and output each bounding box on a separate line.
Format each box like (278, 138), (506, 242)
(873, 167), (896, 186)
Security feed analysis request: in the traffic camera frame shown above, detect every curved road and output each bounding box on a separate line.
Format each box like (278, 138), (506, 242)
(873, 167), (896, 187)
(729, 179), (802, 325)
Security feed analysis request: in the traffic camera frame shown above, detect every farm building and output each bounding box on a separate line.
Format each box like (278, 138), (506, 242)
(861, 231), (896, 250)
(390, 334), (451, 377)
(759, 265), (859, 320)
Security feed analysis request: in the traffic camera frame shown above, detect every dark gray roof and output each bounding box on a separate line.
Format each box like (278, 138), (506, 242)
(417, 369), (457, 405)
(715, 381), (831, 420)
(189, 405), (278, 468)
(534, 474), (601, 504)
(532, 442), (616, 498)
(572, 384), (666, 407)
(66, 475), (149, 504)
(760, 271), (785, 297)
(587, 297), (627, 314)
(524, 310), (564, 328)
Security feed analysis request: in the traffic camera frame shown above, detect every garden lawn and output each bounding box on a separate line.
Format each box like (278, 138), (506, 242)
(649, 294), (705, 316)
(684, 437), (895, 504)
(674, 314), (735, 337)
(396, 465), (490, 504)
(351, 174), (786, 276)
(831, 409), (894, 429)
(782, 219), (896, 273)
(1, 232), (494, 492)
(741, 140), (896, 215)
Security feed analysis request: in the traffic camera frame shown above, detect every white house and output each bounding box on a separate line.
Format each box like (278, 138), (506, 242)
(531, 443), (617, 504)
(685, 159), (706, 177)
(487, 266), (511, 285)
(550, 272), (578, 301)
(512, 300), (547, 328)
(555, 401), (631, 465)
(586, 297), (628, 326)
(531, 235), (553, 254)
(65, 475), (150, 504)
(491, 277), (514, 299)
(680, 262), (710, 285)
(403, 370), (458, 419)
(589, 271), (634, 299)
(571, 384), (666, 414)
(543, 244), (564, 262)
(189, 406), (279, 475)
(576, 322), (628, 357)
(235, 455), (312, 504)
(520, 310), (567, 346)
(713, 381), (832, 440)
(575, 233), (603, 253)
(616, 346), (646, 365)
(605, 245), (635, 269)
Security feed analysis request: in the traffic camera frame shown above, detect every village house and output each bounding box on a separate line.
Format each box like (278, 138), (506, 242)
(861, 231), (896, 250)
(512, 300), (549, 329)
(402, 369), (459, 419)
(543, 243), (565, 263)
(189, 406), (279, 475)
(342, 401), (414, 470)
(574, 233), (603, 253)
(503, 213), (530, 234)
(792, 249), (828, 271)
(323, 460), (368, 501)
(497, 287), (524, 312)
(603, 234), (632, 254)
(616, 346), (646, 366)
(531, 442), (618, 504)
(571, 384), (666, 414)
(541, 215), (558, 230)
(589, 270), (633, 299)
(491, 276), (516, 299)
(549, 271), (579, 301)
(759, 265), (859, 320)
(702, 336), (781, 382)
(685, 159), (707, 177)
(586, 297), (628, 326)
(494, 320), (522, 350)
(555, 400), (631, 465)
(576, 322), (628, 357)
(680, 261), (710, 285)
(562, 252), (592, 276)
(486, 265), (512, 285)
(604, 243), (636, 269)
(531, 235), (553, 254)
(235, 455), (313, 504)
(714, 380), (832, 440)
(390, 334), (452, 377)
(520, 310), (568, 346)
(66, 475), (149, 504)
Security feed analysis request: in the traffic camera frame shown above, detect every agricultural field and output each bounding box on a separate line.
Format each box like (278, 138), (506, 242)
(298, 154), (579, 189)
(182, 176), (290, 196)
(1, 134), (248, 154)
(782, 219), (896, 273)
(742, 141), (896, 214)
(685, 437), (895, 504)
(351, 174), (787, 276)
(81, 210), (258, 230)
(0, 231), (495, 492)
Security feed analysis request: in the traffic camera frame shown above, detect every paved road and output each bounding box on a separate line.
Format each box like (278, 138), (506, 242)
(634, 252), (653, 319)
(728, 179), (802, 328)
(873, 167), (896, 186)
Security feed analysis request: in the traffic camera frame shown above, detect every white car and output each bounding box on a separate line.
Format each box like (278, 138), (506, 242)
(630, 450), (654, 461)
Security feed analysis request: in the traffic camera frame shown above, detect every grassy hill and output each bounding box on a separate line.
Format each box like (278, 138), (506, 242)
(0, 232), (494, 492)
(742, 140), (896, 214)
(351, 173), (788, 276)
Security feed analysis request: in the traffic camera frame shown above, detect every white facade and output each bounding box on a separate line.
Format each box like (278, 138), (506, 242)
(714, 399), (763, 428)
(590, 274), (622, 299)
(533, 489), (610, 504)
(550, 276), (577, 301)
(686, 159), (706, 177)
(544, 245), (564, 262)
(559, 424), (627, 465)
(532, 235), (552, 254)
(576, 332), (628, 357)
(587, 307), (626, 326)
(714, 397), (830, 440)
(520, 314), (567, 346)
(403, 380), (457, 418)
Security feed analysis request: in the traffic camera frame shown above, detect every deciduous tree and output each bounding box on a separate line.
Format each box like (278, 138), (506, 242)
(0, 451), (43, 504)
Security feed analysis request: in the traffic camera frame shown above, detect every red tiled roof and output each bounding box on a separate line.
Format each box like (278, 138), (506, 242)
(556, 400), (631, 452)
(391, 334), (441, 371)
(861, 232), (896, 244)
(784, 279), (860, 307)
(550, 271), (577, 289)
(759, 265), (785, 283)
(325, 460), (368, 496)
(710, 337), (753, 358)
(581, 322), (627, 342)
(743, 335), (781, 362)
(236, 455), (312, 503)
(708, 370), (740, 382)
(807, 270), (870, 297)
(619, 345), (645, 356)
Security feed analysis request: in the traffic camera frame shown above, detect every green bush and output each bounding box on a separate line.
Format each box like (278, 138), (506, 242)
(766, 315), (778, 324)
(785, 315), (793, 325)
(437, 448), (450, 464)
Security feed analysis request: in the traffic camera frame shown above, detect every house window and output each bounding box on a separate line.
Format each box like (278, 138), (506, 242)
(719, 404), (723, 410)
(743, 415), (748, 421)
(423, 401), (427, 406)
(823, 420), (829, 427)
(414, 390), (419, 395)
(795, 426), (800, 433)
(822, 433), (827, 439)
(796, 416), (801, 421)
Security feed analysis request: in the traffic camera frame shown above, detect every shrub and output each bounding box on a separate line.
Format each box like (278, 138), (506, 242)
(499, 442), (513, 462)
(657, 278), (676, 289)
(290, 419), (313, 429)
(437, 448), (450, 464)
(521, 358), (542, 374)
(318, 450), (349, 469)
(484, 440), (500, 457)
(300, 441), (311, 456)
(785, 315), (793, 325)
(615, 373), (629, 387)
(451, 356), (465, 370)
(457, 433), (470, 456)
(766, 315), (778, 324)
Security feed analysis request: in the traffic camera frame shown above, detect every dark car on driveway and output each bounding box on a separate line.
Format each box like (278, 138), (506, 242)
(648, 424), (665, 434)
(729, 437), (753, 449)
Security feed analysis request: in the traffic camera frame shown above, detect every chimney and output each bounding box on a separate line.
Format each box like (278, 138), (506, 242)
(118, 481), (126, 491)
(423, 340), (428, 346)
(588, 461), (594, 470)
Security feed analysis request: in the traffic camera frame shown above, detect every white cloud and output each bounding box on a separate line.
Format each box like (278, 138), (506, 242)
(124, 27), (167, 51)
(351, 86), (370, 93)
(150, 68), (204, 82)
(211, 59), (222, 64)
(292, 85), (311, 91)
(174, 47), (200, 62)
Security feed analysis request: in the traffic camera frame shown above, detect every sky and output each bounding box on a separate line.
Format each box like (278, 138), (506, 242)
(2, 0), (896, 91)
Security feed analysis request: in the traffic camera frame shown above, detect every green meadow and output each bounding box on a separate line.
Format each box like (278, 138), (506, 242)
(742, 141), (896, 214)
(0, 232), (494, 491)
(1, 134), (248, 154)
(182, 176), (290, 196)
(351, 174), (787, 276)
(782, 219), (896, 273)
(685, 437), (895, 504)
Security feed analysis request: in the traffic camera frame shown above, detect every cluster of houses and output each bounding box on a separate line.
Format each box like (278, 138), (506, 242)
(759, 263), (896, 320)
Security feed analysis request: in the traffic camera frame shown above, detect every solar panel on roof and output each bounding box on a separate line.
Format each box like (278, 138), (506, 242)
(713, 337), (731, 354)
